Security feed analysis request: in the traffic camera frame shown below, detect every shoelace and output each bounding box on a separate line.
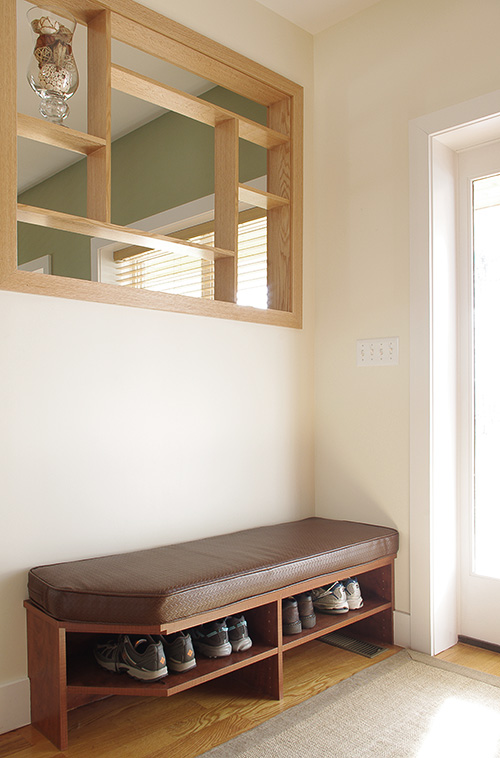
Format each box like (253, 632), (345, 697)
(203, 625), (228, 638)
(227, 619), (246, 633)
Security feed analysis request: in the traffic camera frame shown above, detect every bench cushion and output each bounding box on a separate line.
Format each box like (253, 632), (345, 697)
(28, 518), (398, 625)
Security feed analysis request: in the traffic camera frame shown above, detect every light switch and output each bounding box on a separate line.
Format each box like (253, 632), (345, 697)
(357, 337), (399, 366)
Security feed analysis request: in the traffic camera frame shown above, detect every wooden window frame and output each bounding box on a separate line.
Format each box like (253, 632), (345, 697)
(2, 0), (303, 327)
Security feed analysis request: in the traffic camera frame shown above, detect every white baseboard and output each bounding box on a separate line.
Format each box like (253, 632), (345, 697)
(394, 610), (411, 648)
(0, 678), (30, 735)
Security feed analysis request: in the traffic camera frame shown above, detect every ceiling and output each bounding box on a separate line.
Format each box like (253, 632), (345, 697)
(253, 0), (383, 34)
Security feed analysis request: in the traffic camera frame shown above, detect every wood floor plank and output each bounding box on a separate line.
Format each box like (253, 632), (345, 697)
(0, 733), (31, 758)
(67, 694), (209, 757)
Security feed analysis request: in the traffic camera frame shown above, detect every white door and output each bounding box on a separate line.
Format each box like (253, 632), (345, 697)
(459, 141), (500, 645)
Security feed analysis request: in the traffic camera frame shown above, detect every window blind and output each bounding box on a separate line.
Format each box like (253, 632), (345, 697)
(115, 216), (268, 308)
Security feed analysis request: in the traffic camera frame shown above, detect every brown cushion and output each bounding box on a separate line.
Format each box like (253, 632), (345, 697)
(27, 518), (398, 625)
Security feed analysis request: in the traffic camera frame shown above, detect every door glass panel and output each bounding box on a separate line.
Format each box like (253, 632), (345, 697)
(472, 173), (500, 579)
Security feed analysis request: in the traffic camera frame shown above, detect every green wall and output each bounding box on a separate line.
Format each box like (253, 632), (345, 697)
(18, 86), (267, 280)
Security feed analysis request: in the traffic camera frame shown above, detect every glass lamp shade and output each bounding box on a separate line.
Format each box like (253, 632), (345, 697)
(26, 5), (79, 125)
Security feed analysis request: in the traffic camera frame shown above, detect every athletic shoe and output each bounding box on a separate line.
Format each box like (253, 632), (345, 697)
(94, 634), (168, 681)
(296, 592), (316, 628)
(161, 631), (197, 672)
(311, 581), (349, 614)
(226, 615), (253, 652)
(191, 620), (232, 658)
(344, 577), (364, 609)
(282, 597), (302, 634)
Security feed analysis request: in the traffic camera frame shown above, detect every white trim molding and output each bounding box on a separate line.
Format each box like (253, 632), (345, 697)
(409, 90), (500, 655)
(393, 610), (411, 649)
(0, 678), (30, 736)
(17, 255), (52, 274)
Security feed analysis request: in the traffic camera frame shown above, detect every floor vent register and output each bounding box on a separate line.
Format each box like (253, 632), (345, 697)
(320, 632), (387, 658)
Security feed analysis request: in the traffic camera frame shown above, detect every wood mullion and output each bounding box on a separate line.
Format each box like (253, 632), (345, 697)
(87, 9), (111, 222)
(267, 98), (292, 312)
(238, 184), (289, 211)
(17, 113), (107, 155)
(214, 119), (239, 303)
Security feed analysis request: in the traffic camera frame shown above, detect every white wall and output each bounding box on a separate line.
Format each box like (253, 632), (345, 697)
(314, 0), (500, 622)
(1, 0), (314, 731)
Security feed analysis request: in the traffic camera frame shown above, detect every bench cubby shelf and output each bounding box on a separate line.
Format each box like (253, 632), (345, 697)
(24, 554), (395, 751)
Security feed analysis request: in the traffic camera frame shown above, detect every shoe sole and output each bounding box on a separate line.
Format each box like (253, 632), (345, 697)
(313, 605), (349, 614)
(347, 598), (364, 610)
(283, 620), (302, 634)
(95, 655), (169, 681)
(193, 641), (232, 657)
(230, 638), (253, 652)
(300, 613), (316, 628)
(167, 658), (197, 672)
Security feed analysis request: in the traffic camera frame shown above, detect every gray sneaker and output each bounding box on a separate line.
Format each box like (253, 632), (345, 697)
(311, 582), (349, 614)
(344, 577), (364, 609)
(282, 597), (302, 634)
(162, 631), (197, 672)
(226, 615), (253, 652)
(94, 635), (168, 681)
(297, 592), (316, 628)
(191, 620), (232, 658)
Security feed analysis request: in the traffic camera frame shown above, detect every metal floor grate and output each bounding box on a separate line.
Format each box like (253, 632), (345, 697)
(320, 632), (387, 658)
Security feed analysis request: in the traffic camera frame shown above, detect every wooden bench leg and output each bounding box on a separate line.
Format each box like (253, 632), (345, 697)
(349, 608), (394, 645)
(237, 654), (283, 700)
(26, 605), (68, 751)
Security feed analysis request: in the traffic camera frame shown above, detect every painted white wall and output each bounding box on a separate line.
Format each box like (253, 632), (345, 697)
(1, 0), (314, 731)
(313, 0), (500, 624)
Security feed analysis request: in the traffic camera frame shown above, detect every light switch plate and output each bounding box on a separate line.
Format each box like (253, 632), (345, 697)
(357, 337), (399, 366)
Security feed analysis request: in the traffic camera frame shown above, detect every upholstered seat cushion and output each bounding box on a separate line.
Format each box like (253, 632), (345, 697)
(28, 517), (398, 625)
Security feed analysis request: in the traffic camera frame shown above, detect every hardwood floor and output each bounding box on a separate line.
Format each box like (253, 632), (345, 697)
(436, 640), (500, 676)
(2, 639), (499, 758)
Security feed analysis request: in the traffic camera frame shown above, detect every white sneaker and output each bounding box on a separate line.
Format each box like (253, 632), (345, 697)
(311, 581), (349, 614)
(344, 577), (364, 610)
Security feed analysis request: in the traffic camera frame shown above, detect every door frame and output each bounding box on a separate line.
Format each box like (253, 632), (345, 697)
(457, 143), (500, 644)
(409, 89), (500, 655)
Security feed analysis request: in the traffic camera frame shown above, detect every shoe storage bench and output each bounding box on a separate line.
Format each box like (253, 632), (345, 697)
(24, 518), (399, 750)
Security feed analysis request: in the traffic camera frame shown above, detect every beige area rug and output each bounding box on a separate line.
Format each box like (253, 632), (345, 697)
(202, 650), (500, 757)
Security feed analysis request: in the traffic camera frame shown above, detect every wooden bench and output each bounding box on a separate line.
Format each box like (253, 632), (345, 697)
(24, 518), (399, 750)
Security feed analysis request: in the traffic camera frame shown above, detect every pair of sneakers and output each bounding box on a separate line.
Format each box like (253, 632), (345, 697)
(282, 592), (316, 635)
(94, 631), (197, 681)
(190, 615), (252, 658)
(94, 634), (169, 681)
(311, 578), (363, 615)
